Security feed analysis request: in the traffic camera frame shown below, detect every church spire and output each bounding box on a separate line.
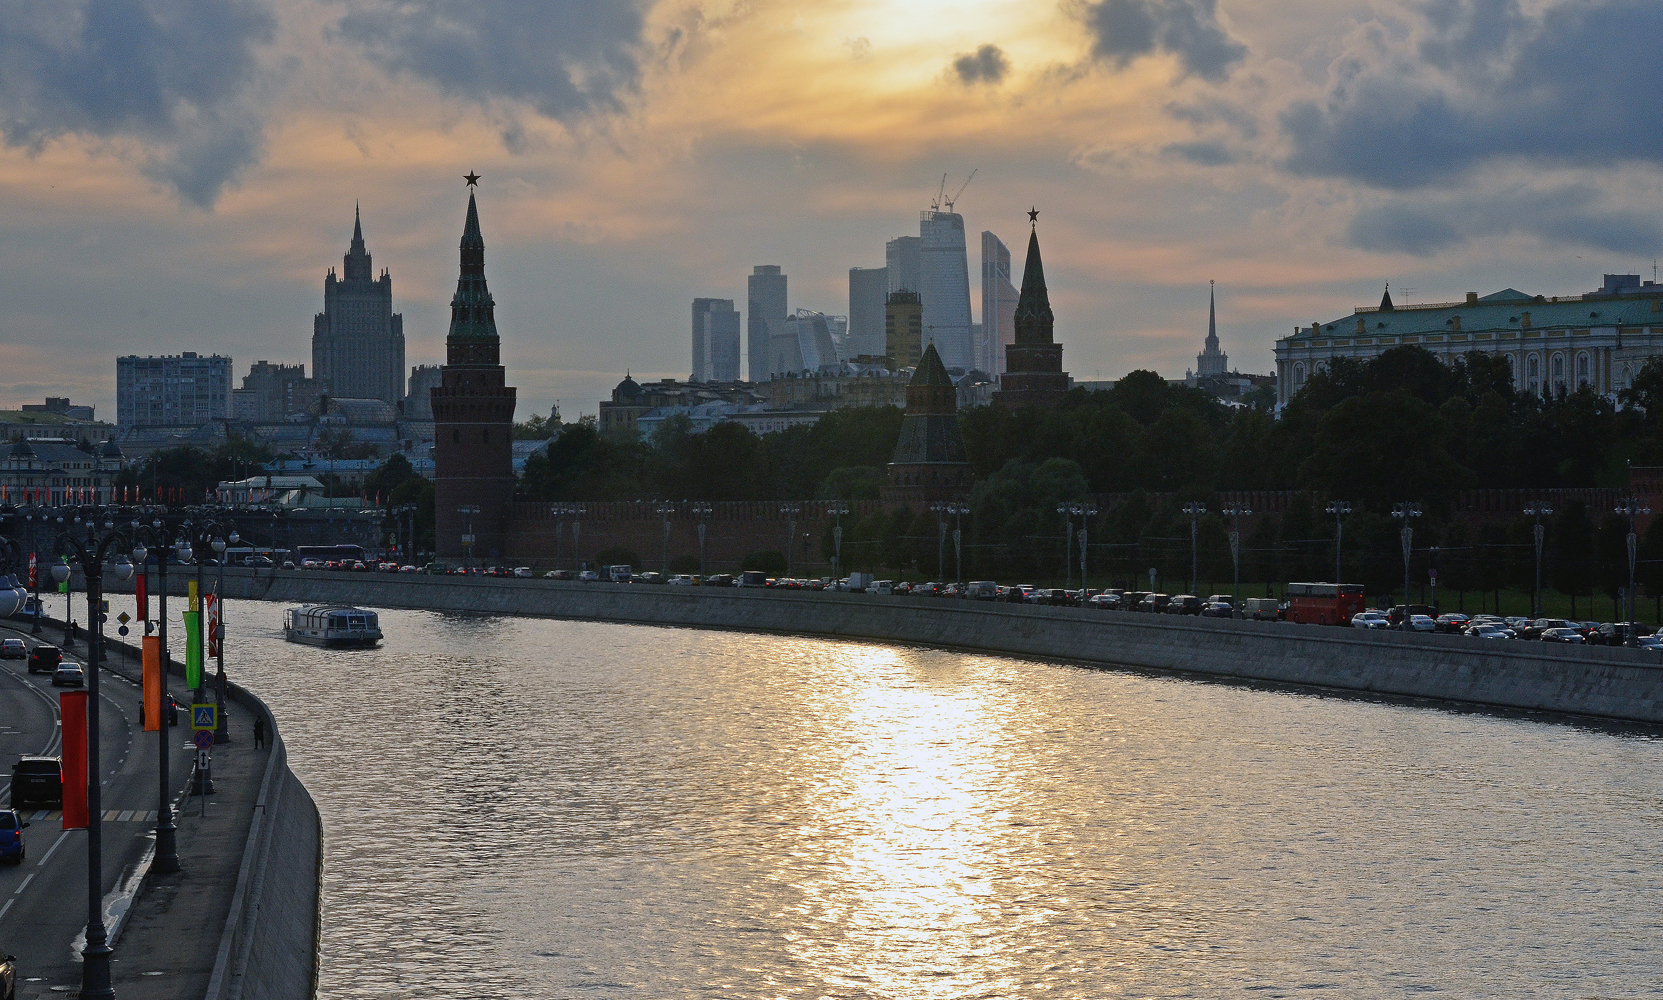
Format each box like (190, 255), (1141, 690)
(1379, 282), (1395, 312)
(343, 202), (372, 281)
(446, 186), (498, 357)
(1206, 280), (1219, 350)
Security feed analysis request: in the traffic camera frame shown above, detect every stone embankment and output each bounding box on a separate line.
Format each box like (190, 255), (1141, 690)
(103, 567), (1663, 725)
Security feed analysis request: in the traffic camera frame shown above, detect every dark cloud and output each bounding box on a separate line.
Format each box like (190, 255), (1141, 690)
(1164, 140), (1234, 166)
(952, 44), (1009, 86)
(1083, 0), (1245, 82)
(1347, 186), (1663, 255)
(0, 0), (275, 206)
(1284, 0), (1663, 189)
(335, 0), (646, 123)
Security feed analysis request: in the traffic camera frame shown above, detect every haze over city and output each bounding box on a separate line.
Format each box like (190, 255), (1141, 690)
(2, 0), (1659, 418)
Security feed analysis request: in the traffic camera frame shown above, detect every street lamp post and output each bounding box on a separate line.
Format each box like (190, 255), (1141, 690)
(52, 515), (135, 1000)
(1325, 500), (1352, 583)
(780, 506), (800, 577)
(1392, 502), (1422, 630)
(930, 503), (950, 581)
(1523, 504), (1553, 619)
(24, 509), (41, 633)
(457, 505), (481, 568)
(656, 504), (674, 574)
(827, 504), (850, 582)
(130, 515), (180, 873)
(1054, 505), (1074, 588)
(211, 526), (237, 744)
(1223, 504), (1252, 615)
(1181, 502), (1206, 595)
(691, 504), (713, 578)
(1616, 498), (1651, 641)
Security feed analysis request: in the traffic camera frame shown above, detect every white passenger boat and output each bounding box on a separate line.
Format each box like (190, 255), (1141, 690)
(283, 605), (383, 648)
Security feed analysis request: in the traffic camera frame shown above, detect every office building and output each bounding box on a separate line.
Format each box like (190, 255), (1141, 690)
(996, 217), (1069, 409)
(1275, 274), (1663, 408)
(1195, 282), (1229, 378)
(405, 365), (443, 420)
(886, 290), (924, 370)
(19, 398), (95, 421)
(692, 298), (742, 382)
(886, 237), (921, 296)
(747, 266), (788, 383)
(232, 361), (327, 422)
(312, 206), (406, 405)
(432, 186), (517, 562)
(849, 267), (888, 359)
(918, 211), (975, 370)
(116, 352), (233, 428)
(981, 231), (1018, 375)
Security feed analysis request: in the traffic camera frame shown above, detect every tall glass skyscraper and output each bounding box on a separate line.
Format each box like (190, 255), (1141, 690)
(981, 231), (1018, 375)
(848, 266), (888, 358)
(918, 211), (974, 371)
(747, 266), (787, 383)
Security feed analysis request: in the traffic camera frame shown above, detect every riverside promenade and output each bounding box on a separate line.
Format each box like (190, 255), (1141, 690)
(100, 566), (1663, 725)
(0, 614), (318, 1000)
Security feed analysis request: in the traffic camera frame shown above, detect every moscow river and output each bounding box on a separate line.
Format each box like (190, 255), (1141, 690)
(215, 601), (1661, 997)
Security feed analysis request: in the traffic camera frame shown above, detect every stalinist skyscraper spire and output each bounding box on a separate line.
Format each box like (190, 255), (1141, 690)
(1196, 280), (1229, 377)
(432, 173), (517, 562)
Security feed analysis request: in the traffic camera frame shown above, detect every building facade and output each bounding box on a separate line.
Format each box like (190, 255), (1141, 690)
(692, 298), (741, 382)
(116, 352), (233, 428)
(848, 266), (888, 359)
(20, 398), (94, 421)
(747, 266), (787, 383)
(918, 210), (975, 371)
(404, 364), (443, 421)
(1195, 281), (1229, 378)
(233, 361), (326, 422)
(312, 207), (405, 406)
(996, 218), (1069, 409)
(1, 438), (125, 504)
(885, 290), (923, 370)
(980, 231), (1017, 376)
(1274, 274), (1663, 408)
(432, 187), (517, 562)
(886, 236), (921, 297)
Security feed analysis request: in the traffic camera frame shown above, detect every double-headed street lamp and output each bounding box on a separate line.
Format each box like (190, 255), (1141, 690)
(1616, 498), (1651, 639)
(129, 514), (181, 874)
(51, 515), (135, 1000)
(1181, 502), (1207, 595)
(941, 503), (970, 584)
(1523, 504), (1553, 619)
(691, 504), (713, 578)
(457, 505), (481, 568)
(1325, 500), (1352, 583)
(1392, 502), (1422, 630)
(656, 504), (675, 574)
(1057, 503), (1097, 591)
(827, 504), (850, 582)
(1222, 504), (1252, 614)
(393, 503), (418, 564)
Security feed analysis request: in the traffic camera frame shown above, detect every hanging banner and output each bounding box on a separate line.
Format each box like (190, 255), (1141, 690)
(60, 691), (89, 830)
(205, 594), (219, 658)
(143, 637), (163, 733)
(184, 611), (202, 688)
(135, 568), (148, 625)
(188, 579), (198, 614)
(27, 552), (36, 590)
(57, 558), (69, 594)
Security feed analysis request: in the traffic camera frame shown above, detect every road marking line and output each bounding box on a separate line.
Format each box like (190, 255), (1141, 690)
(0, 898), (13, 921)
(14, 873), (33, 894)
(37, 830), (69, 866)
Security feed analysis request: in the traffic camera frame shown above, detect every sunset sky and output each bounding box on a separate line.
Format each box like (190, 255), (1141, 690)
(3, 0), (1660, 420)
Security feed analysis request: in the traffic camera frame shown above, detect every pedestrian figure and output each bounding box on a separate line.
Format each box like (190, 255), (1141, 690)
(253, 714), (266, 749)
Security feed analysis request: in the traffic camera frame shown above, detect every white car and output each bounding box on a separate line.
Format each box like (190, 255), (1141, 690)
(1408, 614), (1437, 632)
(1350, 612), (1389, 629)
(667, 574), (696, 586)
(513, 567), (533, 578)
(577, 570), (600, 582)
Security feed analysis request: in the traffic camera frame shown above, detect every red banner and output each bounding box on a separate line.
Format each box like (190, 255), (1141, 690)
(60, 691), (89, 829)
(28, 552), (36, 590)
(136, 568), (148, 625)
(206, 594), (220, 658)
(142, 637), (162, 733)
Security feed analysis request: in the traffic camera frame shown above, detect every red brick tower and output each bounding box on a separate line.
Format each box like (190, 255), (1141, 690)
(996, 209), (1069, 408)
(433, 175), (516, 562)
(882, 342), (975, 506)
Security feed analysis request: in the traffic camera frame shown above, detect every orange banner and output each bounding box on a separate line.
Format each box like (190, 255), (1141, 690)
(60, 691), (88, 830)
(143, 637), (162, 733)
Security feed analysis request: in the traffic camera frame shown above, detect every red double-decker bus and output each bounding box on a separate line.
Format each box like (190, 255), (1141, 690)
(1284, 582), (1366, 625)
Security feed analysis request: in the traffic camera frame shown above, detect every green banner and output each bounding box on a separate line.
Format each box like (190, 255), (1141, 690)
(184, 611), (202, 688)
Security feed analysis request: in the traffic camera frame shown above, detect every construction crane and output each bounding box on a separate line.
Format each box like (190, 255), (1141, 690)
(943, 170), (976, 212)
(930, 173), (949, 212)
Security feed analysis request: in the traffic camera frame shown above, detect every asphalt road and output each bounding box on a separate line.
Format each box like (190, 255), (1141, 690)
(0, 621), (194, 993)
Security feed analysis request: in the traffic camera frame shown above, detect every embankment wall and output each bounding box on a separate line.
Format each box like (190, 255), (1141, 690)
(97, 567), (1663, 725)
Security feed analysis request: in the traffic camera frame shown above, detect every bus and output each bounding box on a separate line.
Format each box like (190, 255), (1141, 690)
(1284, 582), (1366, 625)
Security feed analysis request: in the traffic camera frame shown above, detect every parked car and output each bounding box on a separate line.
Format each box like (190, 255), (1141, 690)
(0, 808), (29, 864)
(1540, 627), (1585, 644)
(1467, 623), (1516, 640)
(1589, 622), (1646, 646)
(52, 662), (85, 687)
(1200, 601), (1234, 617)
(0, 639), (24, 660)
(635, 571), (667, 585)
(26, 645), (61, 675)
(1351, 611), (1389, 629)
(1205, 595), (1234, 608)
(667, 574), (696, 586)
(1087, 592), (1122, 610)
(1164, 595), (1204, 615)
(10, 756), (62, 808)
(1434, 613), (1471, 634)
(1407, 615), (1437, 632)
(1520, 618), (1572, 640)
(1138, 593), (1172, 613)
(1242, 597), (1280, 621)
(704, 574), (736, 587)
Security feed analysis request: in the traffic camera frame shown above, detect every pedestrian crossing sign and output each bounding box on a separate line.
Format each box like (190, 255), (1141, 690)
(191, 703), (216, 731)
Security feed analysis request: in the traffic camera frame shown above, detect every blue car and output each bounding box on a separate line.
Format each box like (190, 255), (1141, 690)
(0, 809), (28, 864)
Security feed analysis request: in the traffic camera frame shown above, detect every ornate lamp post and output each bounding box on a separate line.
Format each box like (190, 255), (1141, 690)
(130, 514), (181, 874)
(24, 508), (42, 633)
(51, 515), (135, 1000)
(827, 504), (850, 583)
(1223, 504), (1252, 615)
(211, 526), (237, 743)
(656, 504), (674, 574)
(1392, 502), (1422, 630)
(1181, 502), (1207, 595)
(1056, 504), (1096, 591)
(393, 503), (418, 564)
(1616, 498), (1651, 640)
(929, 502), (952, 581)
(1325, 500), (1352, 583)
(691, 504), (713, 578)
(457, 505), (481, 568)
(1524, 504), (1553, 619)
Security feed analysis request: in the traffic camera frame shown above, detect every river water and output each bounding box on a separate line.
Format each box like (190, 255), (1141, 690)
(213, 601), (1661, 997)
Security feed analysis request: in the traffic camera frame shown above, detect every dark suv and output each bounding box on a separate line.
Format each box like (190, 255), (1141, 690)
(10, 756), (62, 809)
(26, 645), (61, 675)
